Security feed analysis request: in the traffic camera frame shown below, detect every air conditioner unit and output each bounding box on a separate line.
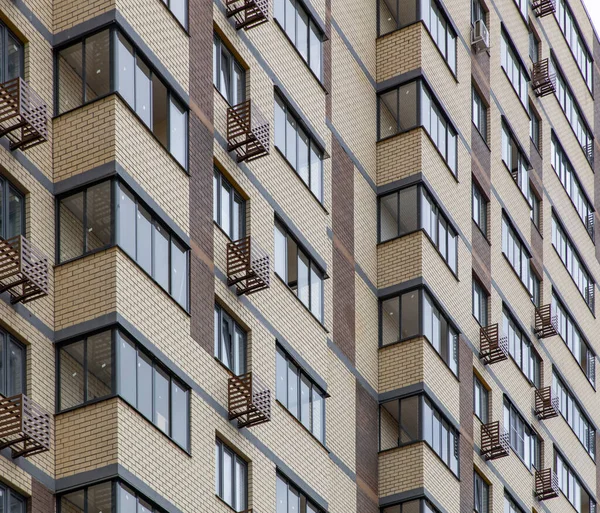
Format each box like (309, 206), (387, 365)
(471, 19), (490, 52)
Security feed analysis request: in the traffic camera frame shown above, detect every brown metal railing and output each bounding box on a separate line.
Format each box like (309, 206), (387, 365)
(0, 78), (48, 151)
(0, 394), (52, 458)
(226, 0), (269, 30)
(480, 421), (510, 460)
(532, 0), (556, 17)
(227, 100), (270, 163)
(228, 372), (271, 429)
(479, 324), (508, 365)
(534, 305), (558, 339)
(532, 59), (556, 97)
(0, 235), (49, 304)
(227, 236), (270, 296)
(587, 213), (595, 241)
(534, 387), (559, 420)
(535, 468), (559, 501)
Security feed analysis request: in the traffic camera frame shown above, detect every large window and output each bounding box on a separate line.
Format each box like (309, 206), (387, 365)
(551, 216), (594, 312)
(0, 175), (24, 240)
(552, 293), (596, 386)
(472, 87), (487, 142)
(214, 304), (247, 375)
(502, 310), (541, 386)
(504, 494), (525, 513)
(501, 216), (531, 291)
(555, 0), (593, 91)
(556, 451), (596, 513)
(379, 184), (457, 273)
(474, 471), (489, 513)
(472, 183), (488, 237)
(215, 439), (247, 512)
(472, 280), (488, 327)
(382, 499), (439, 513)
(56, 28), (188, 168)
(473, 376), (488, 424)
(274, 220), (324, 322)
(550, 57), (593, 165)
(0, 24), (23, 83)
(380, 288), (458, 375)
(213, 167), (245, 240)
(553, 372), (595, 458)
(57, 328), (190, 450)
(551, 134), (594, 240)
(0, 479), (25, 513)
(274, 93), (324, 201)
(213, 34), (245, 106)
(0, 329), (25, 397)
(276, 473), (324, 513)
(276, 345), (325, 442)
(378, 79), (457, 174)
(379, 394), (459, 475)
(501, 124), (529, 200)
(503, 398), (541, 470)
(273, 0), (323, 79)
(500, 31), (529, 106)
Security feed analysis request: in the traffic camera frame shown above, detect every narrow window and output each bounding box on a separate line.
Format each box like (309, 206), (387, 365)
(473, 375), (488, 423)
(215, 439), (248, 512)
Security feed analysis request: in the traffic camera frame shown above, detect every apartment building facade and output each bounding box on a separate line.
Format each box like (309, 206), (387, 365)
(0, 0), (598, 511)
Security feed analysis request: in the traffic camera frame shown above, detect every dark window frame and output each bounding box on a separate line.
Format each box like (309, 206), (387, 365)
(0, 328), (26, 398)
(215, 438), (248, 511)
(213, 166), (246, 240)
(213, 33), (246, 106)
(502, 307), (541, 387)
(472, 86), (488, 142)
(0, 23), (24, 83)
(472, 278), (488, 327)
(473, 375), (488, 424)
(0, 173), (25, 240)
(472, 181), (488, 238)
(503, 396), (542, 471)
(276, 471), (325, 513)
(555, 448), (597, 512)
(473, 471), (489, 513)
(214, 303), (247, 375)
(0, 482), (26, 513)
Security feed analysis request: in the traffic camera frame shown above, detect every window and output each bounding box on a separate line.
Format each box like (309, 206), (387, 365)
(502, 309), (541, 386)
(529, 188), (540, 230)
(473, 376), (488, 423)
(214, 304), (247, 375)
(0, 330), (25, 397)
(472, 87), (487, 141)
(555, 0), (593, 91)
(551, 216), (594, 312)
(530, 271), (541, 308)
(512, 0), (527, 18)
(274, 220), (324, 322)
(501, 124), (529, 199)
(550, 57), (593, 165)
(472, 280), (488, 327)
(556, 451), (596, 513)
(551, 134), (594, 239)
(0, 483), (25, 513)
(504, 494), (525, 513)
(472, 183), (488, 237)
(474, 472), (489, 513)
(0, 174), (24, 241)
(0, 24), (22, 83)
(57, 28), (188, 168)
(382, 499), (439, 513)
(552, 372), (595, 458)
(378, 79), (457, 174)
(274, 93), (324, 201)
(501, 216), (531, 290)
(274, 0), (323, 79)
(276, 473), (324, 513)
(421, 188), (458, 273)
(163, 0), (187, 29)
(472, 0), (485, 24)
(529, 28), (539, 63)
(552, 293), (596, 386)
(380, 288), (459, 375)
(276, 345), (325, 442)
(503, 397), (541, 470)
(379, 394), (458, 475)
(500, 31), (529, 106)
(529, 103), (540, 149)
(215, 439), (247, 512)
(213, 34), (245, 106)
(213, 167), (245, 240)
(57, 328), (190, 450)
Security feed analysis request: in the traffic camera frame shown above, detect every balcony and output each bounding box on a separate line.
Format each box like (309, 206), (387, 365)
(532, 0), (556, 17)
(0, 235), (49, 304)
(0, 78), (48, 151)
(0, 394), (52, 458)
(479, 324), (508, 365)
(534, 305), (557, 339)
(226, 0), (269, 30)
(535, 469), (559, 501)
(480, 421), (510, 460)
(227, 236), (270, 296)
(532, 59), (556, 97)
(227, 100), (270, 163)
(534, 387), (559, 420)
(228, 372), (271, 429)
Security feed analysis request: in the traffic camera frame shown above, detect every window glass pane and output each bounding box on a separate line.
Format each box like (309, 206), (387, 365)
(400, 395), (419, 443)
(381, 297), (400, 345)
(380, 193), (398, 241)
(221, 181), (231, 236)
(137, 352), (153, 420)
(172, 379), (188, 448)
(118, 332), (137, 406)
(6, 340), (23, 397)
(138, 498), (152, 513)
(401, 291), (419, 339)
(297, 6), (309, 59)
(171, 239), (188, 309)
(170, 98), (188, 168)
(276, 347), (287, 404)
(298, 250), (310, 307)
(310, 266), (322, 321)
(380, 400), (399, 451)
(276, 476), (288, 513)
(286, 111), (297, 167)
(288, 487), (300, 513)
(116, 33), (135, 107)
(232, 64), (244, 106)
(58, 42), (83, 114)
(0, 337), (4, 396)
(298, 128), (309, 184)
(154, 366), (170, 433)
(223, 448), (233, 505)
(399, 186), (418, 234)
(235, 458), (247, 511)
(312, 389), (323, 441)
(59, 340), (84, 410)
(117, 184), (136, 258)
(219, 49), (231, 100)
(285, 0), (296, 41)
(300, 374), (311, 429)
(6, 35), (21, 82)
(87, 482), (112, 513)
(220, 315), (232, 369)
(152, 76), (168, 147)
(136, 205), (152, 274)
(60, 191), (84, 262)
(117, 484), (136, 513)
(84, 30), (110, 102)
(86, 181), (112, 252)
(153, 224), (170, 290)
(288, 362), (299, 416)
(399, 81), (418, 131)
(379, 89), (398, 139)
(7, 188), (22, 238)
(86, 331), (112, 401)
(61, 490), (85, 513)
(274, 223), (287, 279)
(233, 196), (243, 240)
(309, 24), (321, 78)
(171, 0), (187, 27)
(135, 58), (152, 126)
(275, 95), (286, 151)
(310, 146), (323, 201)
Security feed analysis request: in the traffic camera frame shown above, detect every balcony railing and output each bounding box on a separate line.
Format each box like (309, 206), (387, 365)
(227, 100), (270, 163)
(534, 387), (559, 420)
(532, 0), (556, 17)
(532, 59), (556, 97)
(0, 78), (48, 151)
(480, 421), (510, 460)
(0, 235), (49, 304)
(535, 468), (559, 501)
(587, 213), (595, 241)
(226, 0), (269, 30)
(534, 305), (558, 339)
(227, 236), (270, 296)
(228, 372), (271, 429)
(0, 394), (52, 458)
(479, 324), (508, 365)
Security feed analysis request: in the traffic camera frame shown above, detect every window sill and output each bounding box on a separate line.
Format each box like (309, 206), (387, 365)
(275, 399), (329, 452)
(274, 273), (329, 333)
(214, 220), (246, 243)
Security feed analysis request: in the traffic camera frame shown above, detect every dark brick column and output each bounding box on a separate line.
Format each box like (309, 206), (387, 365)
(28, 480), (54, 513)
